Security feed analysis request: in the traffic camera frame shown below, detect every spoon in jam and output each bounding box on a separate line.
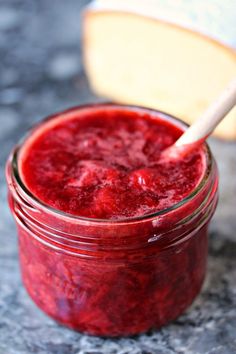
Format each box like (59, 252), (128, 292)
(162, 77), (236, 160)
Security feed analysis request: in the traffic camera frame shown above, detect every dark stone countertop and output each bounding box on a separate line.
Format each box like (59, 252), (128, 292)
(0, 1), (236, 353)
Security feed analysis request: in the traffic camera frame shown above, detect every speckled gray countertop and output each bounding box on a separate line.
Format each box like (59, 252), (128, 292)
(0, 1), (236, 353)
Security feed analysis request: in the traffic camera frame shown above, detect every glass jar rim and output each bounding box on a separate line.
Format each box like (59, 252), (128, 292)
(10, 102), (213, 226)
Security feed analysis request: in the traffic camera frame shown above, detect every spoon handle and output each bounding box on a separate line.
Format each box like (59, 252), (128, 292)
(175, 77), (236, 146)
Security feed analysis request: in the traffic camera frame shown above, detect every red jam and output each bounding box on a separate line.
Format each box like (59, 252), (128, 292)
(6, 104), (218, 336)
(19, 106), (204, 219)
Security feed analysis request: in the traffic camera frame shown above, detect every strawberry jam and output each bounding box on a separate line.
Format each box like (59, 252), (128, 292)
(19, 105), (204, 219)
(6, 104), (218, 336)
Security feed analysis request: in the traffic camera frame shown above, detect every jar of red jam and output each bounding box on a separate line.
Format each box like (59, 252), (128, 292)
(6, 104), (218, 337)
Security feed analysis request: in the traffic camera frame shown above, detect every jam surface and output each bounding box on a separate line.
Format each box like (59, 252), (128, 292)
(19, 106), (204, 219)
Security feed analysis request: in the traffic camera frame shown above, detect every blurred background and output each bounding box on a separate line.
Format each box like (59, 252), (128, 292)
(0, 1), (236, 353)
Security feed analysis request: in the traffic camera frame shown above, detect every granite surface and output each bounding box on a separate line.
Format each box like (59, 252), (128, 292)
(0, 1), (236, 353)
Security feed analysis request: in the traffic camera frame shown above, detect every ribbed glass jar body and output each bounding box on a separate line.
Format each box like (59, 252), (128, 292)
(6, 105), (218, 337)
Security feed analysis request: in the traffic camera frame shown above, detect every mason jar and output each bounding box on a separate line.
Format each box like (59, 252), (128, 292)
(6, 104), (218, 337)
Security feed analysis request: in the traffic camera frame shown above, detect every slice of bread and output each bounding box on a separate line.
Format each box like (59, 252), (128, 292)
(83, 5), (236, 139)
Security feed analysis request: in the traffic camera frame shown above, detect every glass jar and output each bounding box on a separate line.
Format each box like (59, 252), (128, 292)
(6, 104), (218, 337)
